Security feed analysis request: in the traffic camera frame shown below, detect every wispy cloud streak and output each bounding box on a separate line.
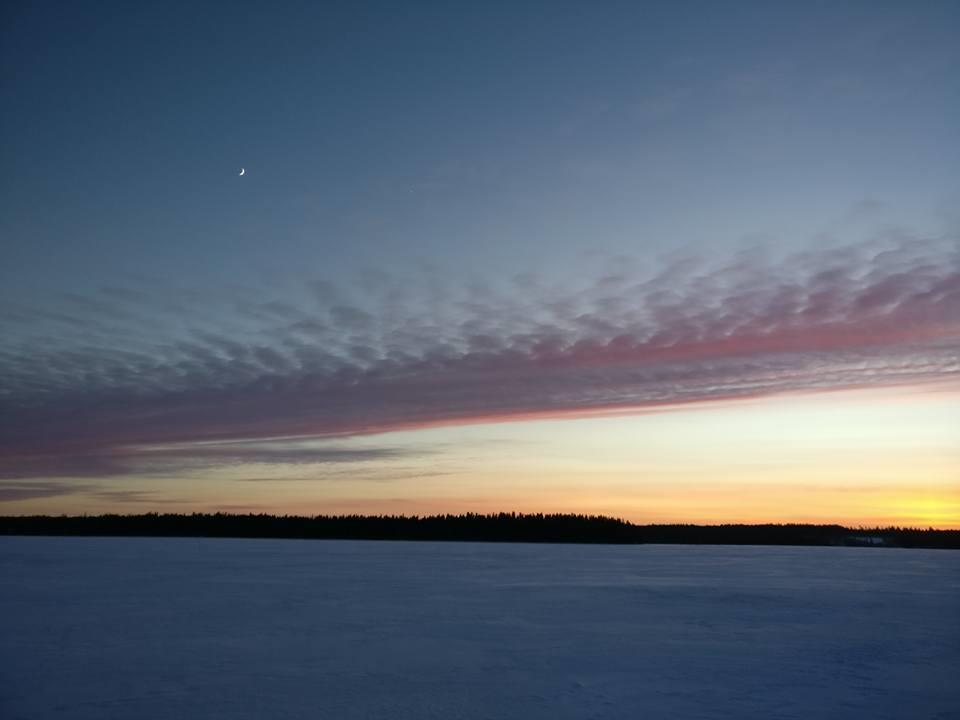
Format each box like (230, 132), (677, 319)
(1, 236), (957, 479)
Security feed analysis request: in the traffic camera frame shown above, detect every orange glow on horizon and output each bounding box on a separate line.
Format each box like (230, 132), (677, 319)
(2, 383), (957, 529)
(5, 489), (959, 529)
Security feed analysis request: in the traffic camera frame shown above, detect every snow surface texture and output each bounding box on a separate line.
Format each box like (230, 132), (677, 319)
(2, 538), (959, 719)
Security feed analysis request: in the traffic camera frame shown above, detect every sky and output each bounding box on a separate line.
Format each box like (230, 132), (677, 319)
(1, 1), (958, 526)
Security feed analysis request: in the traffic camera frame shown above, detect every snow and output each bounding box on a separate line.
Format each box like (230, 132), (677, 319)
(2, 538), (959, 719)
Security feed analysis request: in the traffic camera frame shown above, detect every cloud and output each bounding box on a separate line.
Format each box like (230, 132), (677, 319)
(0, 481), (93, 502)
(0, 480), (189, 504)
(0, 441), (424, 481)
(0, 235), (957, 480)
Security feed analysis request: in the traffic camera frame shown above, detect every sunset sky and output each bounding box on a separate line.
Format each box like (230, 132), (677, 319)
(1, 1), (958, 526)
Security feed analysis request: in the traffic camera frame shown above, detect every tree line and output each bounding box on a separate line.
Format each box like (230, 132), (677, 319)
(2, 512), (957, 548)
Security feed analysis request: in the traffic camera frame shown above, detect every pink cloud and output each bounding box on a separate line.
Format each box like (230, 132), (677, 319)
(0, 236), (956, 480)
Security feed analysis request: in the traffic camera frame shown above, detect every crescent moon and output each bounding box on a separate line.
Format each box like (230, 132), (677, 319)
(239, 168), (245, 176)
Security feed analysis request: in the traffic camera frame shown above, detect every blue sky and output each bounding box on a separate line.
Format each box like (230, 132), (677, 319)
(1, 1), (958, 523)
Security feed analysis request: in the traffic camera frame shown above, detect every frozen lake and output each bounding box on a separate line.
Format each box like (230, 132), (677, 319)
(2, 538), (959, 719)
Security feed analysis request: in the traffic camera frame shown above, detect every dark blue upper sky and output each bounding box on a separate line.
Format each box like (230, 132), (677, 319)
(3, 1), (958, 298)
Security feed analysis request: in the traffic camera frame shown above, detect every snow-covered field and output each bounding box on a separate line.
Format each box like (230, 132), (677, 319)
(1, 538), (958, 719)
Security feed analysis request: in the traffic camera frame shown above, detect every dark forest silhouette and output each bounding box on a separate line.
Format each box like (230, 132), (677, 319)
(2, 513), (957, 548)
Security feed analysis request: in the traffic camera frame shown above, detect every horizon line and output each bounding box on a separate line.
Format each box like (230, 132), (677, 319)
(3, 511), (957, 533)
